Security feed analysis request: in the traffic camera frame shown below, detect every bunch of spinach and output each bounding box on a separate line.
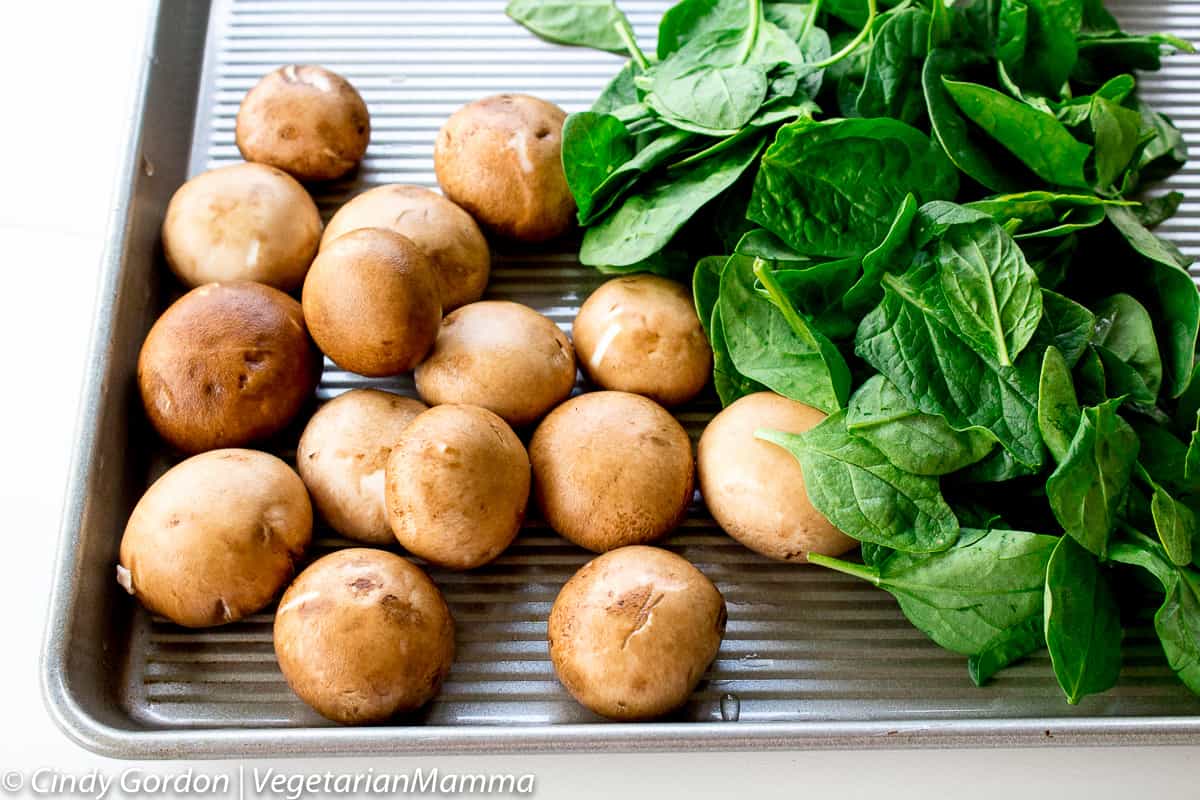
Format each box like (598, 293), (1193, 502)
(510, 0), (1200, 704)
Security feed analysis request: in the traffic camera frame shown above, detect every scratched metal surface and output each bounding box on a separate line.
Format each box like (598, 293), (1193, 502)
(41, 0), (1200, 758)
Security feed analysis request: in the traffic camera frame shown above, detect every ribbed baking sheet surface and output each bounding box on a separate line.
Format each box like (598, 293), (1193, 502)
(125, 0), (1200, 730)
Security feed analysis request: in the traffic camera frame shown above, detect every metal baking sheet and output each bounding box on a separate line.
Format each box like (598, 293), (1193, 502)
(41, 0), (1200, 759)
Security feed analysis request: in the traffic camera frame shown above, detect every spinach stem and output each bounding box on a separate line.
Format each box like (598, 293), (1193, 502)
(615, 19), (650, 71)
(797, 0), (823, 45)
(809, 0), (878, 70)
(752, 258), (816, 345)
(807, 554), (881, 585)
(735, 0), (763, 65)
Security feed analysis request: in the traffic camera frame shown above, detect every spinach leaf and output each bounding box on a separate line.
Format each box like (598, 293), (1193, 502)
(1105, 206), (1200, 399)
(1089, 95), (1147, 192)
(506, 0), (635, 54)
(934, 217), (1043, 366)
(695, 255), (765, 406)
(580, 130), (694, 225)
(1144, 467), (1197, 567)
(856, 261), (1045, 469)
(1186, 412), (1200, 487)
(1131, 420), (1199, 498)
(1136, 192), (1184, 230)
(846, 375), (995, 476)
(1045, 398), (1139, 557)
(843, 193), (919, 316)
(968, 614), (1045, 686)
(856, 7), (930, 125)
(1008, 0), (1083, 98)
(562, 113), (636, 223)
(966, 192), (1128, 240)
(996, 0), (1029, 72)
(1110, 535), (1200, 695)
(1136, 102), (1188, 183)
(649, 61), (770, 133)
(1075, 31), (1195, 83)
(748, 117), (958, 259)
(943, 78), (1092, 189)
(1092, 294), (1162, 400)
(1093, 346), (1157, 407)
(923, 49), (1030, 193)
(581, 133), (765, 267)
(656, 0), (742, 60)
(719, 255), (851, 412)
(768, 261), (862, 341)
(1028, 289), (1096, 366)
(759, 411), (960, 553)
(1038, 345), (1081, 464)
(1044, 534), (1123, 704)
(810, 528), (1058, 655)
(592, 62), (640, 113)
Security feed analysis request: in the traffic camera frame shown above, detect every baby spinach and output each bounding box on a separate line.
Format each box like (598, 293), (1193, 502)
(933, 217), (1043, 366)
(966, 192), (1128, 240)
(1044, 534), (1123, 704)
(562, 113), (636, 223)
(1139, 464), (1197, 567)
(1045, 398), (1139, 557)
(759, 411), (960, 553)
(1029, 289), (1095, 366)
(719, 255), (851, 412)
(847, 375), (995, 476)
(1105, 207), (1200, 399)
(1092, 294), (1162, 400)
(943, 78), (1092, 188)
(581, 134), (766, 268)
(1089, 95), (1147, 192)
(856, 260), (1045, 469)
(695, 255), (765, 406)
(1006, 0), (1083, 99)
(505, 0), (636, 54)
(968, 615), (1045, 686)
(856, 7), (930, 124)
(1038, 346), (1081, 464)
(748, 117), (958, 259)
(924, 49), (1031, 194)
(843, 193), (919, 315)
(810, 528), (1058, 655)
(1110, 535), (1200, 694)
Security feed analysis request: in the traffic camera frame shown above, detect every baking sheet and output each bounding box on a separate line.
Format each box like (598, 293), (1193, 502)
(41, 0), (1200, 758)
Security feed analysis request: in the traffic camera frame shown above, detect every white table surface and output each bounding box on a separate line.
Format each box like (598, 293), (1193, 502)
(1, 2), (1196, 797)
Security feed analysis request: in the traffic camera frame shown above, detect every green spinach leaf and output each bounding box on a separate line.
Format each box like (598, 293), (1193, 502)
(968, 614), (1045, 686)
(856, 7), (930, 124)
(759, 411), (960, 553)
(719, 255), (851, 412)
(1092, 293), (1162, 400)
(748, 117), (958, 259)
(1045, 398), (1139, 557)
(1038, 345), (1081, 463)
(943, 78), (1092, 189)
(810, 528), (1058, 655)
(581, 133), (765, 267)
(506, 0), (635, 53)
(846, 375), (995, 476)
(1110, 535), (1200, 694)
(1044, 534), (1123, 704)
(924, 48), (1030, 193)
(1105, 206), (1199, 399)
(856, 261), (1045, 469)
(934, 217), (1043, 366)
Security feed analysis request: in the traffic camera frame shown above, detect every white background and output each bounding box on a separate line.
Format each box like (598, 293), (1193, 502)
(0, 2), (1197, 798)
